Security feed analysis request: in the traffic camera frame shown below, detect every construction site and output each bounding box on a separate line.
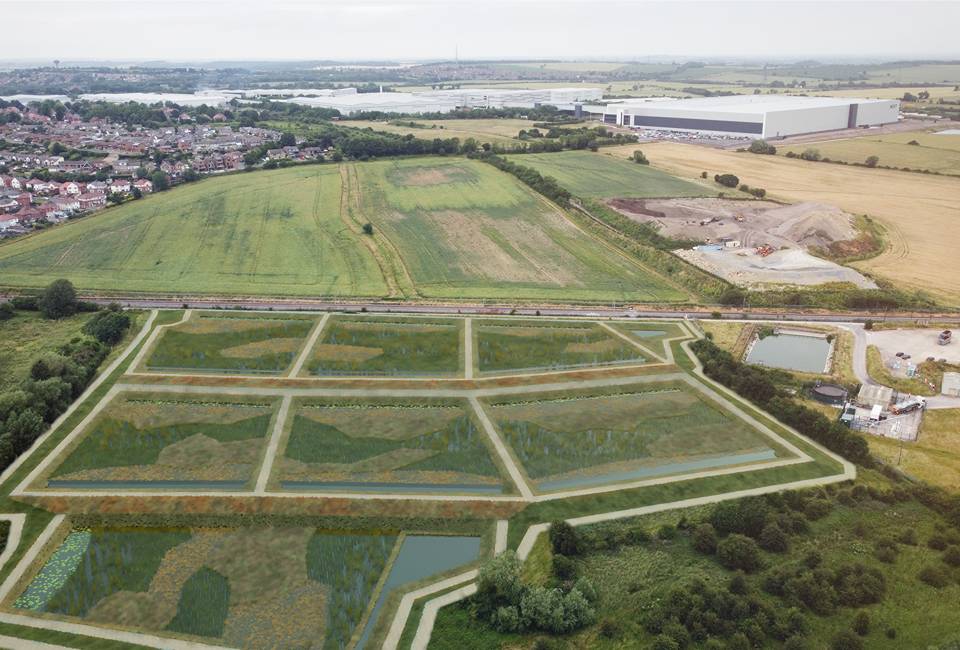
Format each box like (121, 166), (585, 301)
(607, 197), (878, 289)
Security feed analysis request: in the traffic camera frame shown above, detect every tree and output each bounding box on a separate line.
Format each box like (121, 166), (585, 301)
(748, 139), (776, 155)
(150, 170), (170, 191)
(5, 408), (45, 452)
(0, 302), (14, 321)
(864, 155), (879, 168)
(362, 223), (374, 235)
(549, 521), (581, 556)
(759, 523), (790, 553)
(82, 309), (131, 344)
(717, 534), (762, 572)
(135, 166), (149, 179)
(714, 173), (740, 188)
(692, 523), (718, 554)
(632, 150), (649, 164)
(279, 132), (297, 147)
(831, 630), (865, 650)
(38, 279), (77, 319)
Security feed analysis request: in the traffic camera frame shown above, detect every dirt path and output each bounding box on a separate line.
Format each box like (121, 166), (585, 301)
(288, 313), (328, 377)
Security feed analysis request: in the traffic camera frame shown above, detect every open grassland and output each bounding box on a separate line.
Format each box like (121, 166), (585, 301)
(147, 313), (315, 374)
(307, 315), (463, 377)
(781, 131), (960, 175)
(487, 382), (785, 490)
(339, 118), (538, 145)
(12, 524), (406, 650)
(869, 409), (960, 491)
(0, 166), (388, 297)
(505, 150), (711, 199)
(629, 142), (960, 306)
(0, 310), (95, 391)
(475, 319), (645, 374)
(45, 394), (276, 486)
(352, 158), (687, 302)
(278, 398), (504, 492)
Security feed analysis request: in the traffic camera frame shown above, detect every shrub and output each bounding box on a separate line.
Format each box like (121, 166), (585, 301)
(943, 545), (960, 567)
(874, 545), (897, 564)
(748, 139), (777, 155)
(853, 611), (870, 636)
(701, 171), (708, 178)
(804, 499), (832, 521)
(0, 302), (13, 320)
(728, 571), (749, 594)
(657, 524), (677, 540)
(692, 523), (718, 554)
(919, 564), (950, 588)
(82, 309), (131, 345)
(831, 630), (865, 650)
(362, 222), (374, 235)
(784, 636), (808, 650)
(598, 617), (620, 638)
(552, 554), (575, 581)
(759, 523), (789, 553)
(632, 150), (649, 164)
(652, 635), (680, 650)
(714, 173), (740, 188)
(865, 155), (879, 168)
(717, 534), (762, 573)
(549, 521), (581, 556)
(928, 535), (948, 551)
(897, 529), (918, 546)
(38, 278), (78, 319)
(800, 148), (822, 162)
(886, 628), (897, 639)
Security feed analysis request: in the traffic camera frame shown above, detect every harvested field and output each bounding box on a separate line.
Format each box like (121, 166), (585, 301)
(486, 383), (786, 491)
(475, 319), (646, 374)
(504, 150), (711, 199)
(277, 398), (505, 491)
(780, 130), (960, 176)
(353, 158), (687, 302)
(607, 197), (859, 250)
(147, 313), (315, 374)
(339, 118), (538, 145)
(307, 316), (463, 377)
(619, 142), (960, 305)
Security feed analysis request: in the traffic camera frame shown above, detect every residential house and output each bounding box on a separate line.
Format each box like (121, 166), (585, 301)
(86, 180), (108, 193)
(51, 195), (81, 212)
(132, 178), (153, 194)
(109, 179), (131, 194)
(60, 181), (84, 195)
(77, 192), (107, 210)
(0, 214), (20, 231)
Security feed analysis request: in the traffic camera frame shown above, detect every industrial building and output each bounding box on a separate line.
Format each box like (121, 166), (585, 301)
(600, 95), (901, 138)
(282, 87), (604, 115)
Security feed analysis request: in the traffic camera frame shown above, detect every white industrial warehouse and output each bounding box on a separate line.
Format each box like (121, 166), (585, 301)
(599, 95), (901, 138)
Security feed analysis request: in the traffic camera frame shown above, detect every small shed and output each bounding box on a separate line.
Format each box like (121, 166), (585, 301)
(857, 384), (894, 409)
(942, 372), (960, 397)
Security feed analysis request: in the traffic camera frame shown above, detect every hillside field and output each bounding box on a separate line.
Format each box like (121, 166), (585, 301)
(781, 130), (960, 175)
(623, 142), (960, 306)
(0, 166), (388, 297)
(505, 149), (711, 199)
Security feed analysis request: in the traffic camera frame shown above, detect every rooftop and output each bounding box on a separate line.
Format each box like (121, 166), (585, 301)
(609, 94), (896, 115)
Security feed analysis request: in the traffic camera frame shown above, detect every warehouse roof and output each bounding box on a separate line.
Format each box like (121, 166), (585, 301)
(609, 94), (893, 115)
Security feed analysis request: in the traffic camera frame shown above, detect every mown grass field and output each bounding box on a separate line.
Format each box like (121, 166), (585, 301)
(0, 309), (96, 391)
(630, 141), (960, 306)
(339, 118), (538, 145)
(475, 319), (645, 374)
(352, 158), (687, 302)
(307, 315), (463, 377)
(45, 394), (276, 486)
(146, 313), (316, 374)
(505, 149), (712, 199)
(486, 382), (783, 489)
(0, 166), (388, 297)
(278, 398), (505, 491)
(781, 130), (960, 175)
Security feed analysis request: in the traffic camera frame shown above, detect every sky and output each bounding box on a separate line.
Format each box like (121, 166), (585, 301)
(0, 0), (957, 62)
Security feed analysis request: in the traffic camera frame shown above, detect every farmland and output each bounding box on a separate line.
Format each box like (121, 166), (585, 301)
(504, 149), (712, 199)
(351, 158), (688, 302)
(0, 166), (388, 297)
(0, 157), (701, 303)
(0, 309), (855, 650)
(627, 141), (960, 306)
(780, 130), (960, 175)
(339, 118), (539, 145)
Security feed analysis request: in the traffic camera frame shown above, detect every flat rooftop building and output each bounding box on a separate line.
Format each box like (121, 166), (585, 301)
(602, 95), (900, 138)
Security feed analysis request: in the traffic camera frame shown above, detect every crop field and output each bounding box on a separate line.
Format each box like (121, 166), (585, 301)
(486, 382), (788, 491)
(504, 150), (711, 199)
(339, 118), (538, 145)
(12, 524), (475, 650)
(276, 398), (505, 493)
(0, 166), (388, 297)
(781, 130), (960, 175)
(41, 393), (276, 487)
(146, 312), (315, 374)
(629, 141), (960, 306)
(351, 158), (687, 302)
(306, 315), (463, 377)
(475, 319), (646, 374)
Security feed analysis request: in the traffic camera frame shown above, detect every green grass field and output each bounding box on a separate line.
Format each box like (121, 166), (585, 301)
(475, 319), (645, 374)
(505, 150), (712, 199)
(0, 166), (388, 297)
(46, 395), (276, 486)
(781, 131), (960, 175)
(0, 309), (96, 391)
(339, 118), (538, 145)
(278, 398), (504, 492)
(147, 313), (315, 374)
(487, 383), (784, 490)
(307, 316), (463, 377)
(352, 158), (687, 302)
